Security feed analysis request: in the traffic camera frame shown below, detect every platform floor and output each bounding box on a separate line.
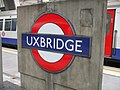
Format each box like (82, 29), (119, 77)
(1, 47), (120, 90)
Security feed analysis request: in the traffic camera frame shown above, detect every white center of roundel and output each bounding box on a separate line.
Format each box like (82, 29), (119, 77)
(38, 23), (64, 63)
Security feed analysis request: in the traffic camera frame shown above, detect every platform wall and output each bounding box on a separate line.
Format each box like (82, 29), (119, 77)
(18, 0), (107, 90)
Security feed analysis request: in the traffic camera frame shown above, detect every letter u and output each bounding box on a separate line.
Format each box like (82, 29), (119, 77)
(26, 36), (33, 46)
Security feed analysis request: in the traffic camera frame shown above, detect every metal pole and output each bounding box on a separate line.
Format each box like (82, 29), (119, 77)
(0, 35), (3, 89)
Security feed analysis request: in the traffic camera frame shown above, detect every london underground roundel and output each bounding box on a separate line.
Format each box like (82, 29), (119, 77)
(31, 12), (75, 73)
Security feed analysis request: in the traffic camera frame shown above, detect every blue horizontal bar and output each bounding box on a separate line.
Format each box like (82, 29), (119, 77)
(22, 34), (91, 57)
(2, 38), (17, 45)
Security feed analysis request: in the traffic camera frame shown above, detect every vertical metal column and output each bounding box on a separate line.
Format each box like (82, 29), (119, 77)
(0, 36), (3, 89)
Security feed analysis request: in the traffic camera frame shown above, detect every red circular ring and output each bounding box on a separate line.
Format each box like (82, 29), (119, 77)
(31, 13), (74, 73)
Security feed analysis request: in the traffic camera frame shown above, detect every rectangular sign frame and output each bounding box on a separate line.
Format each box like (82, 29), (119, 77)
(22, 33), (92, 58)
